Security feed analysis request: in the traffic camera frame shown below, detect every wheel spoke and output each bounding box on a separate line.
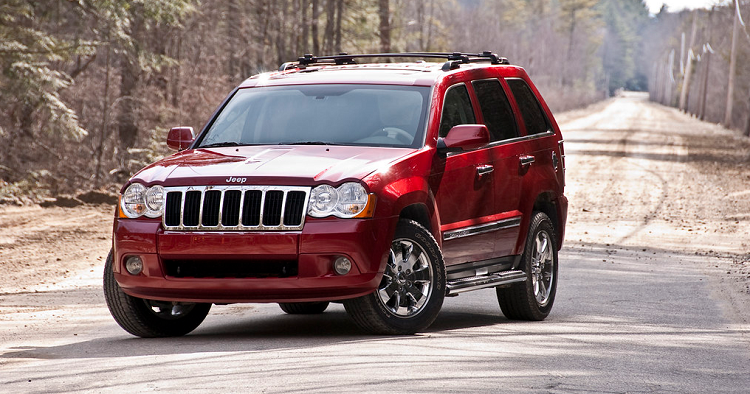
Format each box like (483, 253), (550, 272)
(401, 241), (414, 262)
(406, 293), (419, 313)
(537, 278), (548, 298)
(412, 264), (430, 281)
(391, 291), (402, 311)
(389, 248), (398, 267)
(405, 283), (424, 301)
(536, 234), (549, 255)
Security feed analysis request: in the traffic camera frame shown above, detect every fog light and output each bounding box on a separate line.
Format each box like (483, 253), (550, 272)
(333, 256), (352, 275)
(125, 256), (144, 275)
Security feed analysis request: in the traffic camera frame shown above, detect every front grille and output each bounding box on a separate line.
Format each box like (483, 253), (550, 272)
(164, 259), (298, 278)
(163, 186), (310, 231)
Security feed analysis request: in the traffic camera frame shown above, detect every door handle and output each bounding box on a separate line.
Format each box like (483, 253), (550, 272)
(519, 155), (535, 166)
(476, 165), (494, 176)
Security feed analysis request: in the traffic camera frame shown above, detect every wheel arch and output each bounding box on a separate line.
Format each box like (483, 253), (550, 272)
(532, 191), (564, 251)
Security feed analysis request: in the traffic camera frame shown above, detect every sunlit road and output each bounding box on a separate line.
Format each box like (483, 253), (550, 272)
(2, 93), (749, 393)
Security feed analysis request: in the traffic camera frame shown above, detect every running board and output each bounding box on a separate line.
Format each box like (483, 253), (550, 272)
(446, 270), (526, 295)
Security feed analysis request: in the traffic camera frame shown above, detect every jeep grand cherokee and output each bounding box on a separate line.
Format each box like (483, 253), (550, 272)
(104, 52), (568, 337)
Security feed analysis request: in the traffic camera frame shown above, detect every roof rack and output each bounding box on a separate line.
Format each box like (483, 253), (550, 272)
(278, 51), (510, 72)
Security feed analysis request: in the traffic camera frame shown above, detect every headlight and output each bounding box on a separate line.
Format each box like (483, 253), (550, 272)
(120, 183), (165, 219)
(308, 182), (372, 218)
(144, 185), (165, 218)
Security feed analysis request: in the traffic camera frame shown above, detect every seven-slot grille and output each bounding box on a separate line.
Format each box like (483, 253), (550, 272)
(163, 186), (310, 231)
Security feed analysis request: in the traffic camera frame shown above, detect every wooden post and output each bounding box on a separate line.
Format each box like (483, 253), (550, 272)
(699, 44), (712, 121)
(725, 0), (740, 127)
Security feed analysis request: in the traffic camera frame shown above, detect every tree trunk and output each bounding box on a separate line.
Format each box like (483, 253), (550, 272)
(379, 0), (390, 53)
(312, 0), (320, 54)
(334, 0), (343, 53)
(324, 0), (335, 54)
(226, 0), (242, 80)
(95, 38), (112, 187)
(117, 5), (144, 164)
(301, 0), (309, 53)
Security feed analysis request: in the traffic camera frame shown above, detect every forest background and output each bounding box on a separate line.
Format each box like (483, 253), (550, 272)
(1, 0), (749, 204)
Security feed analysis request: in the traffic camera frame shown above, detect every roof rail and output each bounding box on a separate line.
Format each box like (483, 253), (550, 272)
(278, 51), (510, 72)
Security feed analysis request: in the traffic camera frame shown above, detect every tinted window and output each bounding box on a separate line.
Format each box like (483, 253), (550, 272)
(472, 79), (518, 142)
(198, 84), (430, 148)
(439, 84), (476, 138)
(507, 79), (550, 135)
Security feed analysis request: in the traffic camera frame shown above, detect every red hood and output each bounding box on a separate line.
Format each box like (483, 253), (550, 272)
(129, 145), (415, 187)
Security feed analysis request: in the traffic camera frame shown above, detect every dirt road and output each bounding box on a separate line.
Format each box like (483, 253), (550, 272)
(1, 92), (749, 392)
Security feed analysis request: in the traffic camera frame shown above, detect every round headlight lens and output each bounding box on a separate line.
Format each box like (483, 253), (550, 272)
(308, 182), (369, 218)
(144, 185), (165, 218)
(121, 183), (148, 218)
(309, 184), (338, 217)
(335, 183), (368, 218)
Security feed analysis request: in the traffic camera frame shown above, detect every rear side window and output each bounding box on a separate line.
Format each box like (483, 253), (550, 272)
(507, 79), (550, 135)
(472, 79), (518, 142)
(439, 84), (476, 138)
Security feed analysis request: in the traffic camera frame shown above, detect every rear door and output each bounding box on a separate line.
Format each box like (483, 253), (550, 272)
(471, 78), (525, 257)
(505, 77), (559, 253)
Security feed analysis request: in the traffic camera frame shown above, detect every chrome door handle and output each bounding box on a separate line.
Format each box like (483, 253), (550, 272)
(476, 165), (494, 176)
(519, 155), (535, 166)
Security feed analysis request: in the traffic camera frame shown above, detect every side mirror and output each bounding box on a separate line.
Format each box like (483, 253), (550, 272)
(167, 127), (194, 151)
(437, 124), (490, 152)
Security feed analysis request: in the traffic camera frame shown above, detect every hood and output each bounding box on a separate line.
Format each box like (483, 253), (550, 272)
(130, 145), (415, 187)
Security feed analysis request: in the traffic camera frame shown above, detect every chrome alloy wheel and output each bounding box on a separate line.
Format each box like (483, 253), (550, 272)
(377, 238), (434, 317)
(531, 230), (554, 307)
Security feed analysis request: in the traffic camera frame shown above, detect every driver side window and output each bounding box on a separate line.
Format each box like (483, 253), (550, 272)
(439, 84), (476, 138)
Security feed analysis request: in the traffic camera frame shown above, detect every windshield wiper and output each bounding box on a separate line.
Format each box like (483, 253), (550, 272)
(199, 141), (242, 148)
(280, 141), (335, 146)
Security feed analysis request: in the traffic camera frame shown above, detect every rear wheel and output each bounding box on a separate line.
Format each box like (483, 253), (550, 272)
(279, 302), (329, 314)
(496, 212), (558, 321)
(103, 250), (211, 337)
(344, 219), (445, 334)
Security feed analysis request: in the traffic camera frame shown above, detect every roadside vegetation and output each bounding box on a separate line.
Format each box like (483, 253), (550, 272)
(1, 0), (748, 203)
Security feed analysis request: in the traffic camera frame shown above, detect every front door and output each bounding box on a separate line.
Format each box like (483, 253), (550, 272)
(430, 83), (497, 265)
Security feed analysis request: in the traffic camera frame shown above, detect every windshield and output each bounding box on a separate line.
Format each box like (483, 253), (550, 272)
(197, 84), (430, 149)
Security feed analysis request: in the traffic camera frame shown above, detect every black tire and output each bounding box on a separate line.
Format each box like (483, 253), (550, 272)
(279, 302), (330, 314)
(496, 212), (558, 321)
(103, 250), (211, 337)
(344, 219), (445, 334)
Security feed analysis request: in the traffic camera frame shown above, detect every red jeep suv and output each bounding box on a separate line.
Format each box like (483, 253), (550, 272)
(104, 52), (568, 337)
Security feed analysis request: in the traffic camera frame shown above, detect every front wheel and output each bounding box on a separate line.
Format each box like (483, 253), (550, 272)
(103, 250), (211, 337)
(344, 219), (445, 334)
(496, 212), (558, 321)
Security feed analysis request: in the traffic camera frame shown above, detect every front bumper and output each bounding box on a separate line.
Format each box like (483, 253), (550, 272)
(113, 216), (394, 303)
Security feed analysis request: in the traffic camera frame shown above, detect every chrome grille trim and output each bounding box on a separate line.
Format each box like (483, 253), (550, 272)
(162, 185), (311, 231)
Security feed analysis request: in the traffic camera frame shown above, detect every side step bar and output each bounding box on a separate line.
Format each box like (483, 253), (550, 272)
(446, 270), (526, 295)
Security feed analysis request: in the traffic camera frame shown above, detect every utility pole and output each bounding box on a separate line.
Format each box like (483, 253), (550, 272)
(725, 0), (740, 127)
(699, 7), (715, 121)
(699, 43), (713, 120)
(679, 12), (698, 112)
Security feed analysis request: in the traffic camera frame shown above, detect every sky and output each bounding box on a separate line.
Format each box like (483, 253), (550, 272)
(644, 0), (729, 14)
